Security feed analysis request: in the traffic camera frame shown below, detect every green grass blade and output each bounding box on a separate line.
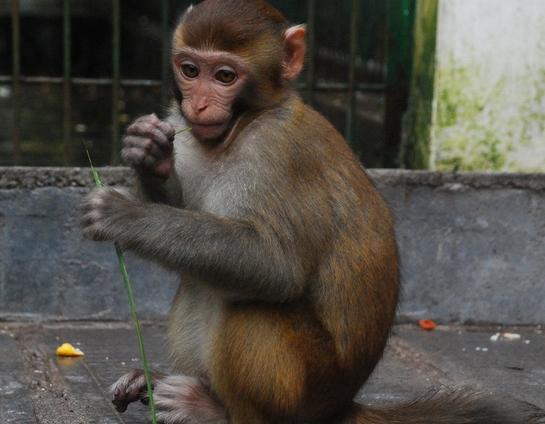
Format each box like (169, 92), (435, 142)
(85, 148), (158, 424)
(85, 149), (104, 188)
(175, 127), (191, 136)
(115, 247), (157, 424)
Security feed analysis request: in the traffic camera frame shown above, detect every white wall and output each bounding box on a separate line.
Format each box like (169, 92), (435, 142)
(430, 0), (545, 171)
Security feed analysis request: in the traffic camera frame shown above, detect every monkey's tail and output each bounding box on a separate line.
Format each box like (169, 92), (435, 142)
(343, 388), (545, 424)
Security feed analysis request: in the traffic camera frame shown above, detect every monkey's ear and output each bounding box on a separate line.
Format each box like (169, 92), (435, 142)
(282, 25), (306, 81)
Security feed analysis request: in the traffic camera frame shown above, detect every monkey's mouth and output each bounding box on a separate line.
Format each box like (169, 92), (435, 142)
(189, 121), (229, 140)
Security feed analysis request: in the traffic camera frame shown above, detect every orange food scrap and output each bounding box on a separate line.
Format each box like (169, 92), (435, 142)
(56, 342), (85, 357)
(419, 319), (437, 331)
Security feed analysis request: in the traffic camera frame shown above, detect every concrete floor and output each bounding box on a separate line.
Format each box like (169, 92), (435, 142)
(1, 323), (544, 423)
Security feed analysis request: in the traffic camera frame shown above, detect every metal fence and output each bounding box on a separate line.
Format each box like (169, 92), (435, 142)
(1, 0), (415, 167)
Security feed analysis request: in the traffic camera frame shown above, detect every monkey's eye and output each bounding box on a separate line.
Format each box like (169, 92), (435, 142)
(215, 67), (237, 84)
(181, 62), (199, 79)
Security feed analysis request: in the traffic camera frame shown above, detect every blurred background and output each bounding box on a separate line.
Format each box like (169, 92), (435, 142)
(0, 0), (544, 171)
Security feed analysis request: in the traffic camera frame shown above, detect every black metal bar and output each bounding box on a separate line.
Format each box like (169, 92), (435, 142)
(0, 76), (162, 86)
(297, 82), (385, 92)
(160, 0), (170, 109)
(345, 0), (360, 146)
(0, 75), (385, 92)
(383, 0), (416, 168)
(306, 0), (316, 105)
(75, 78), (161, 87)
(11, 0), (21, 165)
(63, 0), (71, 165)
(111, 0), (121, 164)
(0, 76), (66, 83)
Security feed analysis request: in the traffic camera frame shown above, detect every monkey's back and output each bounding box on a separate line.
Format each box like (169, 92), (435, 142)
(233, 94), (400, 381)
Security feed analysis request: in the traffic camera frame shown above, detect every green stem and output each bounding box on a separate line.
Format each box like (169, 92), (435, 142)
(175, 127), (191, 135)
(115, 248), (157, 423)
(85, 148), (158, 424)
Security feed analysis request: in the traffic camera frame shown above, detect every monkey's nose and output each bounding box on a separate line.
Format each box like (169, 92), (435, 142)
(194, 101), (209, 115)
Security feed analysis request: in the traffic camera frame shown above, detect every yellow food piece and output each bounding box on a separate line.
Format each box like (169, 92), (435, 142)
(56, 343), (85, 357)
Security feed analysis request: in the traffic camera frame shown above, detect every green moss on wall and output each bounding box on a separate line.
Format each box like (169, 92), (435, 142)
(433, 62), (545, 172)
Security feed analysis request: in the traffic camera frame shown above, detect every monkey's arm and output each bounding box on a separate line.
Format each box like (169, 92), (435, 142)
(81, 188), (304, 302)
(133, 171), (183, 206)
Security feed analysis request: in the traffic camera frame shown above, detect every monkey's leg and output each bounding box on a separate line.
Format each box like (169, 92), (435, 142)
(209, 304), (354, 424)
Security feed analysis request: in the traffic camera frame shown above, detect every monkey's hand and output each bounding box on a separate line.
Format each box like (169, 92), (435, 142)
(111, 369), (164, 413)
(81, 187), (139, 243)
(122, 114), (175, 179)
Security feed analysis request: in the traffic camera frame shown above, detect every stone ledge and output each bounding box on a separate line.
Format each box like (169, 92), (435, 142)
(2, 167), (545, 191)
(0, 167), (134, 189)
(368, 170), (545, 191)
(1, 168), (545, 324)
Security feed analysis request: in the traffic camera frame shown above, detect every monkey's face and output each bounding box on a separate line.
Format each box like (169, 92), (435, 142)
(173, 49), (249, 141)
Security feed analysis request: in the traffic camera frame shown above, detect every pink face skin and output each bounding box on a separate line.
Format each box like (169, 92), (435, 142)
(173, 48), (249, 141)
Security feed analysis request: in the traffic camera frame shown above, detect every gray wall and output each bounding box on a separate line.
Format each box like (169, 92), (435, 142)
(1, 167), (544, 324)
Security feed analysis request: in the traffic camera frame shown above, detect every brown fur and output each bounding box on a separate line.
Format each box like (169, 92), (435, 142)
(197, 92), (399, 424)
(173, 0), (289, 109)
(82, 1), (544, 423)
(344, 390), (545, 424)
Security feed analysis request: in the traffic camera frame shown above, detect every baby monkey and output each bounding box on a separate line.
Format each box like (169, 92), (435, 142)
(81, 1), (545, 423)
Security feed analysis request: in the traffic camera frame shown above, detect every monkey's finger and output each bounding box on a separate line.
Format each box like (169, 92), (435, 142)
(80, 210), (103, 229)
(132, 113), (160, 126)
(82, 190), (108, 210)
(122, 136), (164, 159)
(145, 113), (175, 140)
(110, 369), (144, 396)
(121, 147), (157, 169)
(82, 224), (108, 242)
(127, 120), (172, 152)
(79, 197), (104, 222)
(133, 113), (155, 121)
(112, 399), (129, 413)
(80, 188), (121, 218)
(154, 119), (176, 141)
(125, 374), (148, 394)
(112, 382), (148, 411)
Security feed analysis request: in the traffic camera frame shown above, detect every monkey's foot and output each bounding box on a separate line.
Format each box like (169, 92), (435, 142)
(154, 375), (227, 424)
(111, 368), (163, 413)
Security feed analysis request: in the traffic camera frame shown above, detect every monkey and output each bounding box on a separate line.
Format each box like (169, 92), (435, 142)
(80, 1), (545, 423)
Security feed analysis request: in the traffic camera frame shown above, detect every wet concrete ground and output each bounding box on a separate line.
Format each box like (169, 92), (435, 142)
(1, 323), (544, 423)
